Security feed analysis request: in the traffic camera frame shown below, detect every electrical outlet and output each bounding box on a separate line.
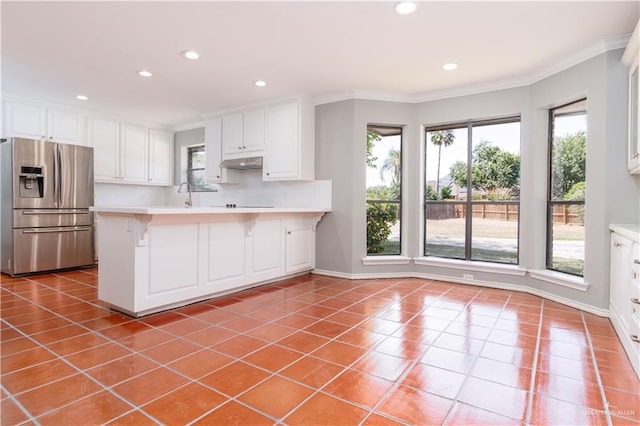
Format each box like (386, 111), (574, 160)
(463, 273), (474, 280)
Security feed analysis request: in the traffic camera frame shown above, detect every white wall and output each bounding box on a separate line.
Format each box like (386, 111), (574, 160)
(314, 49), (640, 312)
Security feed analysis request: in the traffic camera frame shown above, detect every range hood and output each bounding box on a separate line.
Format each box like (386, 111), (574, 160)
(219, 156), (263, 170)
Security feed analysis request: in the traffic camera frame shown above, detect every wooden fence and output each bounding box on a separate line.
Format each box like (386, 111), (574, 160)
(426, 203), (583, 224)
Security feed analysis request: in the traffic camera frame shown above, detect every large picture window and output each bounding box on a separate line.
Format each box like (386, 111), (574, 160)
(547, 99), (587, 276)
(424, 118), (521, 264)
(366, 125), (402, 255)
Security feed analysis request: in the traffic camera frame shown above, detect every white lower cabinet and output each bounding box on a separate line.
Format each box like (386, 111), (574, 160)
(285, 224), (315, 273)
(200, 220), (247, 290)
(97, 211), (324, 316)
(609, 227), (640, 379)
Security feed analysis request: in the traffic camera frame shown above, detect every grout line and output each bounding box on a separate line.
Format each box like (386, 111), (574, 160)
(523, 298), (545, 425)
(581, 311), (613, 426)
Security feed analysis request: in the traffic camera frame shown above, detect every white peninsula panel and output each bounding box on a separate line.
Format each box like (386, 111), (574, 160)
(93, 206), (328, 316)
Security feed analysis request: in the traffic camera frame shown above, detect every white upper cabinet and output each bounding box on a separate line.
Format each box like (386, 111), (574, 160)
(205, 117), (224, 183)
(148, 130), (174, 186)
(263, 98), (315, 181)
(4, 101), (86, 145)
(221, 108), (265, 159)
(89, 118), (171, 186)
(120, 124), (149, 184)
(88, 118), (120, 183)
(623, 19), (640, 174)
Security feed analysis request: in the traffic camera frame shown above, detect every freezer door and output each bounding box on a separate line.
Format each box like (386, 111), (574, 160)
(58, 144), (94, 209)
(11, 226), (95, 275)
(11, 138), (57, 209)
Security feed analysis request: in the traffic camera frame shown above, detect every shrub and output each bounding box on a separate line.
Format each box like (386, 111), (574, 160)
(366, 202), (398, 253)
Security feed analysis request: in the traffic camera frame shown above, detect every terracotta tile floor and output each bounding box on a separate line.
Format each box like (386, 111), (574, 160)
(2, 268), (639, 425)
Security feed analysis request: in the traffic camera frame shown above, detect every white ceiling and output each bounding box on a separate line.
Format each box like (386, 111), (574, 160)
(2, 1), (638, 128)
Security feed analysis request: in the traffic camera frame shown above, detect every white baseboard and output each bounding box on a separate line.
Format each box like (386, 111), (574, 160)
(311, 268), (609, 318)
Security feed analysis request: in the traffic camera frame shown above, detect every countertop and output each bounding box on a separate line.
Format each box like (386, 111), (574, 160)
(91, 206), (332, 215)
(610, 224), (640, 242)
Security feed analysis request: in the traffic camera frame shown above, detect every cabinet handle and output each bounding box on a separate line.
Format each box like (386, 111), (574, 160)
(238, 147), (242, 150)
(631, 335), (640, 343)
(216, 175), (220, 179)
(242, 146), (246, 149)
(266, 172), (270, 176)
(287, 231), (292, 235)
(634, 152), (640, 159)
(614, 242), (622, 247)
(634, 259), (640, 264)
(632, 298), (640, 305)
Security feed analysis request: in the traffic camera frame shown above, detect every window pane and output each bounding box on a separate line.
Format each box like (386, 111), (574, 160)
(470, 202), (519, 264)
(425, 127), (468, 198)
(187, 169), (206, 188)
(548, 99), (586, 276)
(549, 206), (585, 276)
(550, 101), (586, 201)
(367, 126), (402, 255)
(425, 202), (466, 259)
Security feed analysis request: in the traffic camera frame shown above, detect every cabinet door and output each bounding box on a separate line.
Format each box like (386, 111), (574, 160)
(264, 101), (300, 180)
(285, 225), (314, 273)
(5, 102), (46, 139)
(88, 119), (120, 183)
(222, 113), (243, 157)
(120, 124), (149, 184)
(243, 108), (265, 153)
(148, 130), (174, 186)
(205, 118), (223, 183)
(47, 110), (85, 145)
(611, 233), (633, 331)
(249, 219), (283, 280)
(200, 221), (246, 291)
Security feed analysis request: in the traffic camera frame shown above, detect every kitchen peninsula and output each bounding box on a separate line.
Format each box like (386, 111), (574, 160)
(92, 206), (329, 316)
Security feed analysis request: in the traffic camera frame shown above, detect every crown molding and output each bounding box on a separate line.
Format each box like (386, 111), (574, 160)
(314, 34), (633, 107)
(173, 121), (205, 132)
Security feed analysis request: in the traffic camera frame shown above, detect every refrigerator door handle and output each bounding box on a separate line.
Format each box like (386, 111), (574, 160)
(53, 145), (60, 207)
(22, 226), (92, 234)
(22, 210), (90, 215)
(58, 145), (64, 207)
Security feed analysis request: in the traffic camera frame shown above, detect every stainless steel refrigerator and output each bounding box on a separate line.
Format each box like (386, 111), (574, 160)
(1, 137), (95, 276)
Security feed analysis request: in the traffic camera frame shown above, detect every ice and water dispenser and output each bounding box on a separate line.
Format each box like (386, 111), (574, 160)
(18, 166), (44, 198)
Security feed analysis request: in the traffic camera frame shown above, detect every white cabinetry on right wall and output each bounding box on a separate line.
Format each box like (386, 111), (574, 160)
(609, 225), (640, 379)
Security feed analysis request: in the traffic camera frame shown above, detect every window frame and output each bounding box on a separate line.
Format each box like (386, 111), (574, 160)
(423, 116), (522, 265)
(546, 99), (587, 277)
(366, 124), (403, 257)
(186, 144), (206, 189)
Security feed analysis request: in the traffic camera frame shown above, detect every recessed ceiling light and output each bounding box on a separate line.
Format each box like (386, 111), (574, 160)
(443, 63), (459, 71)
(182, 50), (200, 60)
(395, 1), (416, 15)
(76, 95), (88, 101)
(253, 80), (267, 87)
(137, 70), (152, 78)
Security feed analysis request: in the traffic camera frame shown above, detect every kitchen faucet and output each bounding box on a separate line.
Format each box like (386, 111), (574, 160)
(178, 182), (192, 208)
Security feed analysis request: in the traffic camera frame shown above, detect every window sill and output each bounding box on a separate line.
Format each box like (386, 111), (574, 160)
(414, 257), (527, 276)
(528, 269), (589, 292)
(362, 256), (412, 266)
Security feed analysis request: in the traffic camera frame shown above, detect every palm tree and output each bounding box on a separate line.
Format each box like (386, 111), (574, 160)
(430, 130), (455, 194)
(380, 148), (401, 198)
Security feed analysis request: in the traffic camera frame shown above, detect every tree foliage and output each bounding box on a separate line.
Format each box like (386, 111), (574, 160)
(366, 202), (398, 254)
(430, 130), (455, 193)
(552, 131), (586, 199)
(366, 131), (380, 168)
(380, 148), (401, 188)
(450, 141), (520, 192)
